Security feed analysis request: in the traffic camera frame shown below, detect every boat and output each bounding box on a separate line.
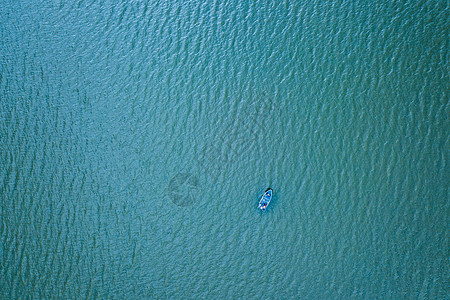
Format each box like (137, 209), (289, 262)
(258, 188), (273, 211)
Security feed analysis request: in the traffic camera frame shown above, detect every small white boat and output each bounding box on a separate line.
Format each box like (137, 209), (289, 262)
(258, 188), (273, 211)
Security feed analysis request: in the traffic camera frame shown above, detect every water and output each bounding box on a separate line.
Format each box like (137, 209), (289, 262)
(1, 0), (448, 298)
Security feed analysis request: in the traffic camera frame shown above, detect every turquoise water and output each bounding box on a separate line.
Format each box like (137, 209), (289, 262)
(1, 0), (448, 298)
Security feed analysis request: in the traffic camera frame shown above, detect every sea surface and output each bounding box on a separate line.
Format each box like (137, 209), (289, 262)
(1, 0), (448, 298)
